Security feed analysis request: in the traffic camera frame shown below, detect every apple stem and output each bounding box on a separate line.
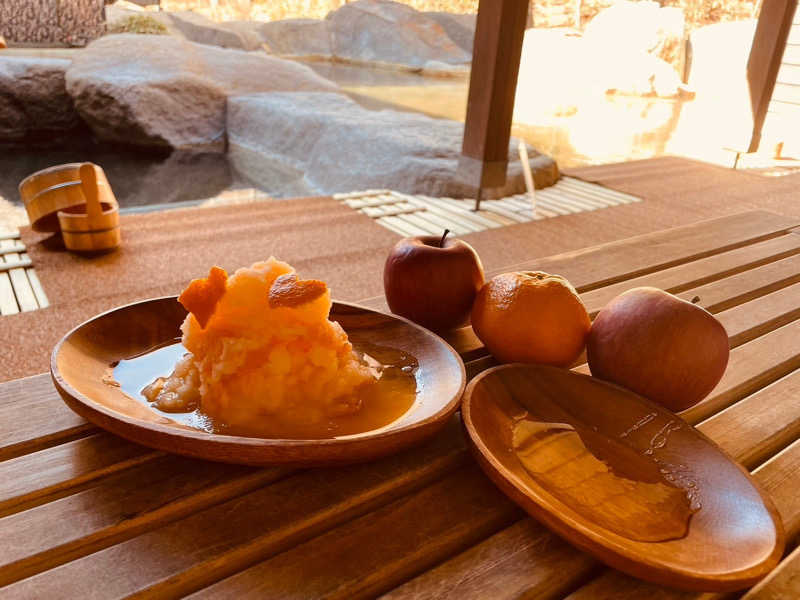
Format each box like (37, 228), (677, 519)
(439, 229), (450, 248)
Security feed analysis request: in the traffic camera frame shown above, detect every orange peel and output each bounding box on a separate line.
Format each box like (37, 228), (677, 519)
(178, 266), (228, 328)
(268, 273), (327, 308)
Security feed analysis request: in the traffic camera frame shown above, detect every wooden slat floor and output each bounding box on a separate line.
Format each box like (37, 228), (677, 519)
(0, 230), (48, 316)
(337, 177), (642, 237)
(1, 210), (800, 599)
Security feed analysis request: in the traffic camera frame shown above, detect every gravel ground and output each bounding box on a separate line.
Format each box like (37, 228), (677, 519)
(0, 197), (29, 232)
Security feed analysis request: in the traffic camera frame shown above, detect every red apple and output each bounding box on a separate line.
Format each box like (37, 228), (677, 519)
(384, 230), (484, 332)
(587, 287), (730, 412)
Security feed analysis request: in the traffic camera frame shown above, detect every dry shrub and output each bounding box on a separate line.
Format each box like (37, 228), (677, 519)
(107, 14), (170, 34)
(107, 15), (169, 35)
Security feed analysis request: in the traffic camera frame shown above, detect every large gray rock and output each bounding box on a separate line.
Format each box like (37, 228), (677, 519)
(258, 19), (332, 58)
(65, 34), (339, 152)
(325, 0), (471, 72)
(227, 92), (558, 198)
(256, 2), (473, 75)
(165, 12), (263, 51)
(424, 12), (476, 53)
(0, 57), (80, 143)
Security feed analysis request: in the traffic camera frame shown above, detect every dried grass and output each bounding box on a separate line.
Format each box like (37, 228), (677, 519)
(107, 14), (170, 35)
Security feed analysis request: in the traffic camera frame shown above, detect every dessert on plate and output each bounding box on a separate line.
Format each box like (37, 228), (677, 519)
(142, 258), (381, 432)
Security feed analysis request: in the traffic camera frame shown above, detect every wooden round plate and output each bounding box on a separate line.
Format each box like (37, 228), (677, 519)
(463, 364), (785, 592)
(51, 297), (465, 466)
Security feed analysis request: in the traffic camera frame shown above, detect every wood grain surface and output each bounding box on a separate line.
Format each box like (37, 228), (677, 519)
(3, 210), (800, 598)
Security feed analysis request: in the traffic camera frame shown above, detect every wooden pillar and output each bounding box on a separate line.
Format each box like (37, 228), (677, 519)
(458, 0), (530, 193)
(745, 0), (798, 152)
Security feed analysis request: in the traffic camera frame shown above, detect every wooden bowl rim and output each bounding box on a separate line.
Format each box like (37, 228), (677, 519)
(51, 296), (466, 451)
(60, 226), (121, 235)
(18, 162), (86, 197)
(19, 163), (109, 202)
(462, 363), (786, 590)
(57, 202), (119, 219)
(32, 178), (114, 201)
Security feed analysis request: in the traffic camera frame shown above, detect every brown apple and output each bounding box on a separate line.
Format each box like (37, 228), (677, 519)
(586, 287), (729, 412)
(384, 230), (484, 332)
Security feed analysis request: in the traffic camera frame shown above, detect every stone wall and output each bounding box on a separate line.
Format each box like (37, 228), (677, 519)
(0, 0), (107, 47)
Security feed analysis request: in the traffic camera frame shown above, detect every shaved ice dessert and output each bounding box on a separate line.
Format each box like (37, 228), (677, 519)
(142, 258), (377, 430)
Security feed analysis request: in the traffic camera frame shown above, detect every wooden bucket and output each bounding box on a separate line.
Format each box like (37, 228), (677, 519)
(57, 164), (121, 253)
(20, 163), (114, 232)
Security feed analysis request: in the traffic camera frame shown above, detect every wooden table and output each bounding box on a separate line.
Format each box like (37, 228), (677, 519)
(2, 209), (800, 599)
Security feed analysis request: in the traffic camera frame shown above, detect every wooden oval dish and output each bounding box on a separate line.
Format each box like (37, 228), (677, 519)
(51, 297), (465, 467)
(462, 364), (784, 592)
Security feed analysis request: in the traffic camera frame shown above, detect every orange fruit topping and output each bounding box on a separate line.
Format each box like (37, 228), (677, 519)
(471, 271), (591, 367)
(178, 266), (228, 329)
(268, 273), (328, 309)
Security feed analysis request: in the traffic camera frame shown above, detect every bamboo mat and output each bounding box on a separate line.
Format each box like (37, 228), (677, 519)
(341, 177), (642, 236)
(0, 230), (48, 316)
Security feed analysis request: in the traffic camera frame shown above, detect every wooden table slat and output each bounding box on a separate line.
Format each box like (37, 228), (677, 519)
(184, 465), (522, 600)
(681, 320), (800, 423)
(715, 282), (800, 347)
(0, 420), (468, 599)
(752, 439), (800, 544)
(0, 374), (94, 462)
(504, 210), (800, 292)
(675, 253), (800, 314)
(580, 233), (800, 316)
(0, 458), (283, 588)
(0, 433), (158, 518)
(742, 543), (800, 599)
(698, 369), (800, 470)
(380, 518), (600, 600)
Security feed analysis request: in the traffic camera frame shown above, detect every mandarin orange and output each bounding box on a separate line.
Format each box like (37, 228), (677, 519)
(471, 271), (591, 366)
